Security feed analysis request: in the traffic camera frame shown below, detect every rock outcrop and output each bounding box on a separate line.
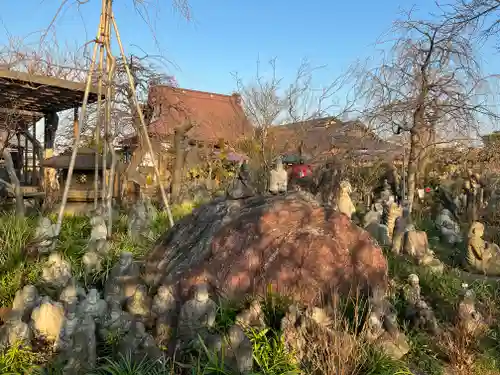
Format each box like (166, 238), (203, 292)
(144, 192), (388, 305)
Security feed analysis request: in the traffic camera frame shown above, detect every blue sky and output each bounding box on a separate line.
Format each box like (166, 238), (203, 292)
(0, 0), (443, 96)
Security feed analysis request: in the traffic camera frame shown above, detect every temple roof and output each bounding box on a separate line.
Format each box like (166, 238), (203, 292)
(0, 69), (102, 126)
(42, 147), (113, 171)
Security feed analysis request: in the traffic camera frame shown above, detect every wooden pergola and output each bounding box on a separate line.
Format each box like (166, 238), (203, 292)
(0, 69), (101, 197)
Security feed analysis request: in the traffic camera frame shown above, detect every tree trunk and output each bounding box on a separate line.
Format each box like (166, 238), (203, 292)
(406, 130), (420, 213)
(2, 148), (25, 217)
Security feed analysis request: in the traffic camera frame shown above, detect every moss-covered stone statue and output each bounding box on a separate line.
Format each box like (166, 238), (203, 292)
(466, 221), (500, 275)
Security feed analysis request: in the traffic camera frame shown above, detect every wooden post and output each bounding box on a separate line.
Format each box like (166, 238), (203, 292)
(24, 127), (28, 184)
(73, 107), (79, 141)
(32, 118), (37, 186)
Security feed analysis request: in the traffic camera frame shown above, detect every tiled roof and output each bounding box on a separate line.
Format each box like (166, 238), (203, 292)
(268, 117), (402, 161)
(146, 86), (253, 144)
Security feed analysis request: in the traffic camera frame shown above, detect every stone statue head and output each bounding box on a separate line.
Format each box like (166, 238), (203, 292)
(408, 274), (419, 286)
(87, 289), (99, 304)
(468, 221), (484, 239)
(119, 252), (133, 267)
(67, 310), (76, 320)
(367, 312), (382, 331)
(339, 180), (352, 195)
(22, 285), (38, 302)
(193, 284), (209, 302)
(47, 252), (63, 266)
(133, 285), (147, 299)
(158, 285), (174, 300)
(463, 289), (476, 303)
(39, 217), (52, 229)
(227, 325), (246, 346)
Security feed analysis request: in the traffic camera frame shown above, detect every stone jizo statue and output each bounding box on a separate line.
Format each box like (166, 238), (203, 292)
(466, 221), (500, 276)
(336, 180), (356, 218)
(177, 284), (217, 346)
(269, 157), (288, 194)
(34, 217), (57, 253)
(41, 253), (72, 290)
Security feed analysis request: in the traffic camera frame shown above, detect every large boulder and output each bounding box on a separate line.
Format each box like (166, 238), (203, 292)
(144, 192), (388, 305)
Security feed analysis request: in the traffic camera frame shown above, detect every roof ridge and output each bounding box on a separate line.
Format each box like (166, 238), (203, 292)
(151, 85), (239, 101)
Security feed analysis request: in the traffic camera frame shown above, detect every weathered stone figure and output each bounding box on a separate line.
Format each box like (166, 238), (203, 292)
(466, 221), (500, 275)
(12, 285), (40, 322)
(31, 298), (65, 342)
(0, 312), (32, 350)
(457, 289), (486, 336)
(104, 252), (140, 303)
(391, 206), (412, 254)
(336, 180), (356, 218)
(177, 284), (217, 347)
(126, 284), (152, 323)
(78, 289), (107, 322)
(41, 253), (72, 290)
(227, 160), (255, 199)
(435, 208), (462, 245)
(269, 156), (288, 194)
(403, 274), (438, 333)
(34, 217), (57, 253)
(236, 299), (266, 330)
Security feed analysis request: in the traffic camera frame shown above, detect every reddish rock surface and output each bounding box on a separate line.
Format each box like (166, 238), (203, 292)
(144, 192), (388, 305)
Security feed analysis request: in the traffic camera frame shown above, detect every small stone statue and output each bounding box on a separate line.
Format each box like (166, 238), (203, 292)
(435, 208), (462, 245)
(383, 202), (402, 240)
(466, 221), (500, 276)
(12, 285), (40, 322)
(100, 301), (132, 339)
(59, 281), (86, 309)
(269, 157), (288, 194)
(457, 288), (487, 336)
(31, 298), (65, 342)
(152, 284), (176, 319)
(34, 217), (57, 253)
(177, 284), (217, 346)
(227, 160), (255, 199)
(104, 252), (140, 303)
(41, 252), (72, 290)
(88, 211), (109, 255)
(403, 274), (438, 333)
(61, 315), (97, 374)
(0, 311), (32, 350)
(78, 289), (107, 322)
(403, 230), (444, 274)
(82, 250), (102, 275)
(128, 200), (150, 241)
(235, 299), (266, 330)
(119, 321), (161, 361)
(391, 206), (412, 254)
(380, 179), (393, 204)
(126, 284), (152, 322)
(336, 180), (356, 218)
(54, 309), (79, 352)
(225, 325), (253, 374)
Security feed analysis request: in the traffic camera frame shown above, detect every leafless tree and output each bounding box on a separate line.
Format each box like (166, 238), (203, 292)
(232, 58), (356, 190)
(355, 11), (498, 211)
(439, 0), (500, 44)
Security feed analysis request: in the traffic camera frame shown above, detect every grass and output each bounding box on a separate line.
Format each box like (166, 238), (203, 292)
(2, 204), (500, 375)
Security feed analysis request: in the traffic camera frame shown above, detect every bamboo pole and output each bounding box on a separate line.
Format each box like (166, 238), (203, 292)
(111, 13), (175, 227)
(95, 6), (105, 210)
(104, 0), (117, 234)
(55, 36), (100, 235)
(101, 2), (110, 208)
